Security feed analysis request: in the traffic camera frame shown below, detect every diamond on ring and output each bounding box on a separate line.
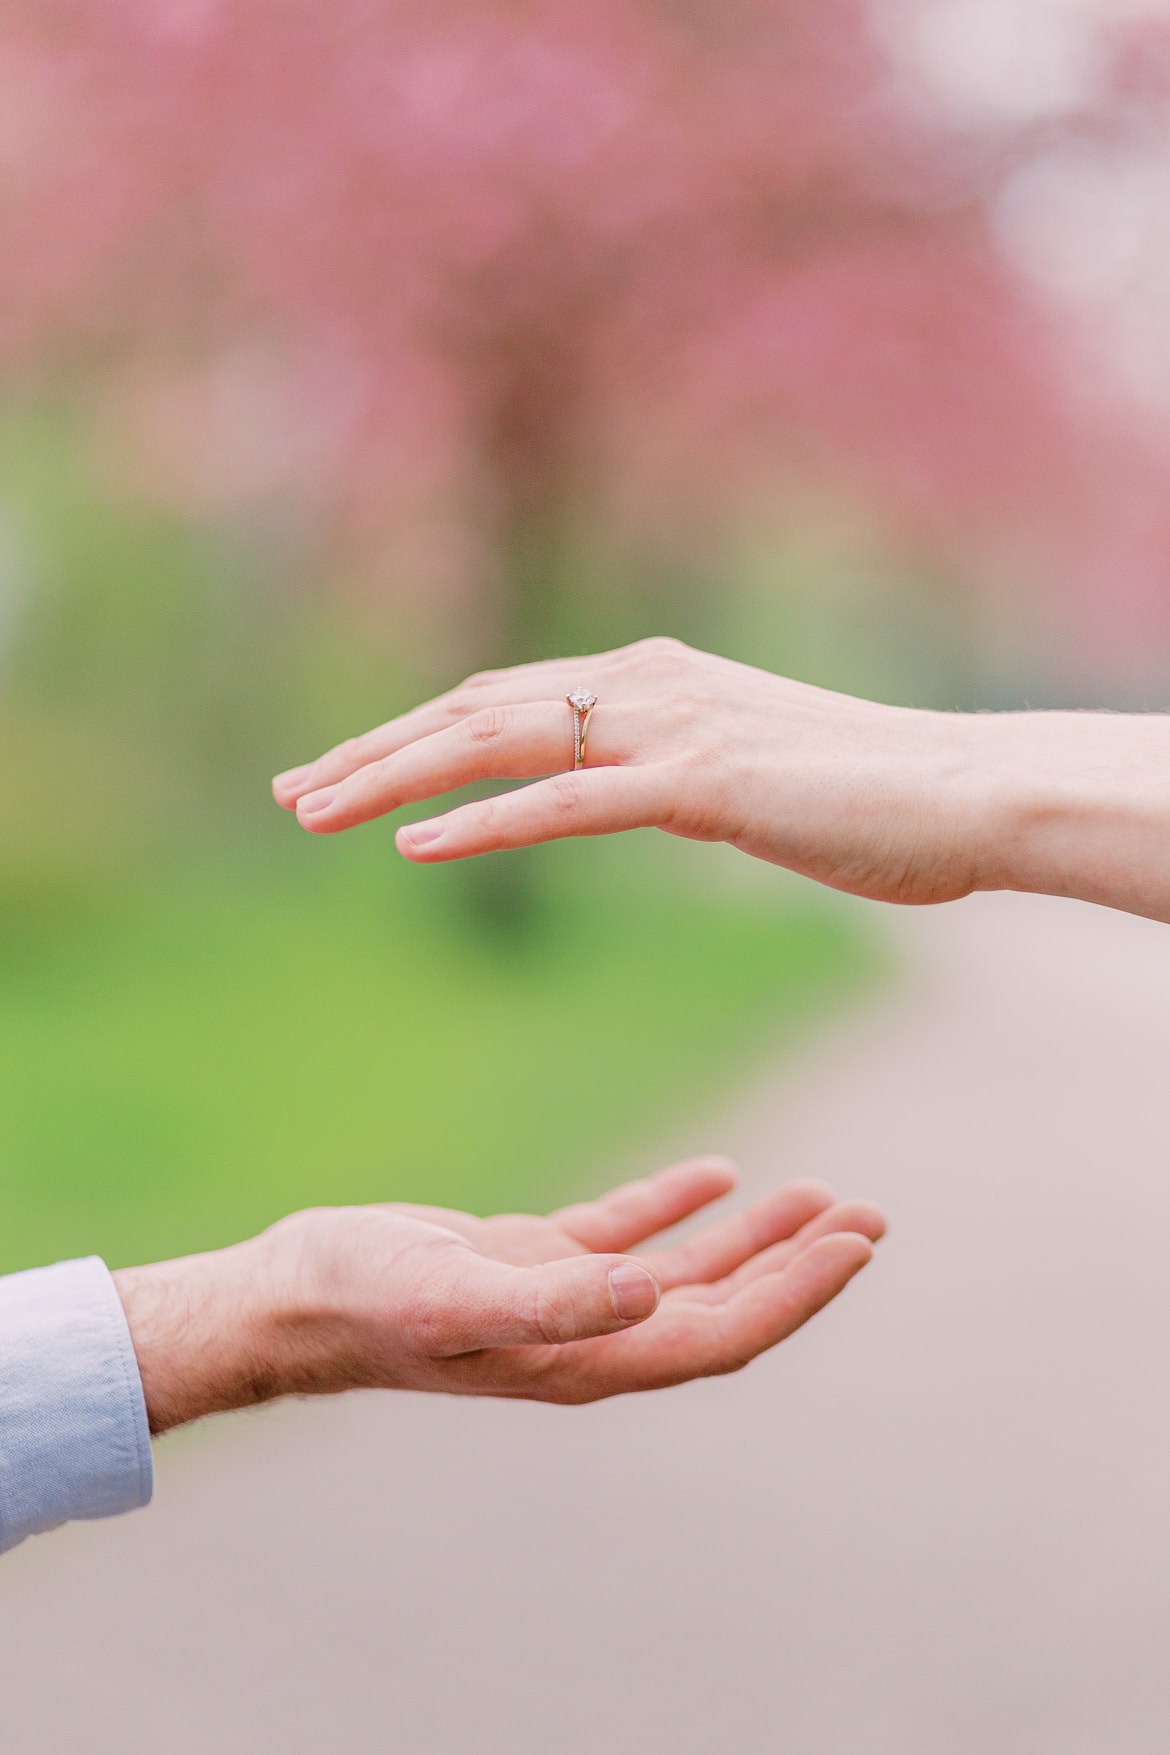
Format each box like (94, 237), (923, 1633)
(566, 688), (598, 770)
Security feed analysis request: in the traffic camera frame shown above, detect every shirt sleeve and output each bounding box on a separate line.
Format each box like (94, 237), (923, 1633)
(0, 1257), (153, 1555)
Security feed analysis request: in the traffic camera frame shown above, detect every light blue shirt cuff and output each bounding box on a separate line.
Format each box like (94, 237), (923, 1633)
(0, 1257), (153, 1554)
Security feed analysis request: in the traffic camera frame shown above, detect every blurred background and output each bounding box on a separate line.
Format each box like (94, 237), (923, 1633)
(4, 3), (1170, 1748)
(3, 0), (1170, 1274)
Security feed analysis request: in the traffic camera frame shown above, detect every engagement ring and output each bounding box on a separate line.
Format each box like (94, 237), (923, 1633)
(566, 689), (597, 770)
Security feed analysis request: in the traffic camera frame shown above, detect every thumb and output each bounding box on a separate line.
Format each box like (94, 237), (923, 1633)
(417, 1250), (661, 1356)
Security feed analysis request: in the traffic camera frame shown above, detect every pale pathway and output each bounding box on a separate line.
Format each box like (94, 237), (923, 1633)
(4, 892), (1170, 1754)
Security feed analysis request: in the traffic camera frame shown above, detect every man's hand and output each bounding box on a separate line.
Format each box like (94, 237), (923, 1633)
(113, 1159), (884, 1433)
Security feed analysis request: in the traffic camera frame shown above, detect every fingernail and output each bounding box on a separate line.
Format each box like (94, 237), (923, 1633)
(400, 820), (445, 848)
(274, 765), (312, 793)
(298, 785), (339, 816)
(608, 1263), (659, 1322)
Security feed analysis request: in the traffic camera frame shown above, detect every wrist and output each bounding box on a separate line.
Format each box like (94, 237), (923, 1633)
(955, 712), (1029, 896)
(113, 1232), (294, 1435)
(961, 711), (1083, 898)
(964, 710), (1170, 916)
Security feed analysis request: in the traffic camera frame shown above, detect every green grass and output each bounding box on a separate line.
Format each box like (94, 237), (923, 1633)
(0, 832), (872, 1275)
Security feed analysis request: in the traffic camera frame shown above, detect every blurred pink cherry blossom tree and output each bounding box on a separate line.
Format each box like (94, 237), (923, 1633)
(1, 0), (1168, 670)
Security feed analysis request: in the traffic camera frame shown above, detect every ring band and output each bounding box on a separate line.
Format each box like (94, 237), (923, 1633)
(566, 689), (597, 770)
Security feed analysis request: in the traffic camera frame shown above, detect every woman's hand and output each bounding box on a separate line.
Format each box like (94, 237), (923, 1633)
(114, 1158), (883, 1431)
(273, 637), (985, 906)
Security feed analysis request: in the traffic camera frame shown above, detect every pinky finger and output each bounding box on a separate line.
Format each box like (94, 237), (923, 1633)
(395, 768), (665, 861)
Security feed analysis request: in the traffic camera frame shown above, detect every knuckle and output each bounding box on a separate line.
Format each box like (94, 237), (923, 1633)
(335, 734), (367, 766)
(547, 773), (583, 815)
(409, 1288), (458, 1356)
(630, 635), (689, 669)
(467, 705), (509, 745)
(474, 794), (501, 837)
(531, 1282), (571, 1345)
(556, 1382), (604, 1405)
(676, 688), (711, 730)
(364, 753), (401, 805)
(443, 683), (484, 720)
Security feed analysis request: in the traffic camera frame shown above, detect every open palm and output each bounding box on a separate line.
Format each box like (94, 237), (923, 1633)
(285, 1158), (885, 1406)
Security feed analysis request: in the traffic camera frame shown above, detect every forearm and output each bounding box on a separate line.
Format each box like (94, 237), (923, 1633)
(970, 711), (1170, 922)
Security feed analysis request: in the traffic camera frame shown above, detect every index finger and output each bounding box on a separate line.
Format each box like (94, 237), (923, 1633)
(551, 1157), (739, 1253)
